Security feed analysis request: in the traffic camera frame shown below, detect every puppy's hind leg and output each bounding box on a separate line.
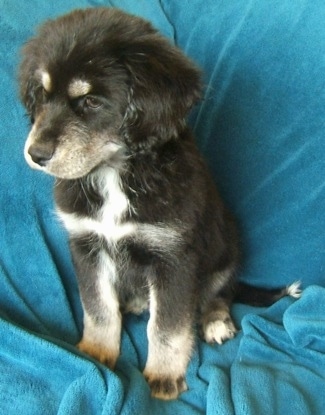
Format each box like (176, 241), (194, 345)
(199, 269), (237, 345)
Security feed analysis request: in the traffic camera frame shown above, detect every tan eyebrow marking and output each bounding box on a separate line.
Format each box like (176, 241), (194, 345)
(68, 79), (92, 98)
(38, 70), (52, 93)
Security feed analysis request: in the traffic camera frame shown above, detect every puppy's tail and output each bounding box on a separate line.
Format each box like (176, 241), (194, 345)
(235, 281), (302, 307)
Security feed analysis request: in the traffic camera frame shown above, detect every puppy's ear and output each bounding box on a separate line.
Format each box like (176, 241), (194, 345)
(20, 77), (40, 123)
(121, 35), (202, 150)
(19, 43), (40, 122)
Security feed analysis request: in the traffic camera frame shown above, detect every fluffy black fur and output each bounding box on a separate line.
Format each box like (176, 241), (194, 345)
(19, 8), (299, 400)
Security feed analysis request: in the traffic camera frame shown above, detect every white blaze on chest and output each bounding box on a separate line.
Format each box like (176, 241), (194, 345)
(57, 168), (136, 243)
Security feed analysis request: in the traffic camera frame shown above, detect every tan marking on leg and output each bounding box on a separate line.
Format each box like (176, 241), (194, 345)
(77, 311), (121, 369)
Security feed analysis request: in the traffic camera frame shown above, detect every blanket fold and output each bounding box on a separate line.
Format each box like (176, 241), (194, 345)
(232, 287), (325, 415)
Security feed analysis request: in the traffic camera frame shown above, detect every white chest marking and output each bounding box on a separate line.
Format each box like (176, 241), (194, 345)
(57, 168), (136, 243)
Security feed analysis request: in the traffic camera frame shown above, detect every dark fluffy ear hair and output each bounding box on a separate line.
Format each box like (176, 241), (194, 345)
(19, 41), (43, 123)
(19, 56), (38, 122)
(119, 31), (202, 150)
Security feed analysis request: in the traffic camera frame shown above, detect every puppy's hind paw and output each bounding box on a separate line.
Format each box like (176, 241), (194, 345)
(202, 317), (237, 345)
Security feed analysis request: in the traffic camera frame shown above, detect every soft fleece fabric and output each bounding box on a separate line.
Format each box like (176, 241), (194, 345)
(0, 0), (324, 414)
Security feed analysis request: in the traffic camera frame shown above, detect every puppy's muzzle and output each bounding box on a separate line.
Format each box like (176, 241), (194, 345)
(28, 143), (54, 167)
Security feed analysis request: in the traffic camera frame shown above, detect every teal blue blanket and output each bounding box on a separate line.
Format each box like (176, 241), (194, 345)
(1, 1), (324, 413)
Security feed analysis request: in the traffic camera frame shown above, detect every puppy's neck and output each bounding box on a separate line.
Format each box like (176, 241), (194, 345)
(88, 165), (122, 197)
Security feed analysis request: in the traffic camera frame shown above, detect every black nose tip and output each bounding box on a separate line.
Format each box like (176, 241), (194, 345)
(28, 144), (54, 167)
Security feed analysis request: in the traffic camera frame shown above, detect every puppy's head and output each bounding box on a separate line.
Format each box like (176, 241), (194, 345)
(20, 8), (201, 179)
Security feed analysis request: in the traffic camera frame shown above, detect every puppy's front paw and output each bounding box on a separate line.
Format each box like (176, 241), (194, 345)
(77, 339), (118, 369)
(144, 371), (188, 400)
(203, 317), (237, 344)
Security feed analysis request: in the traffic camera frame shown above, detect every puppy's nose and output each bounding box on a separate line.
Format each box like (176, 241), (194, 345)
(28, 144), (54, 167)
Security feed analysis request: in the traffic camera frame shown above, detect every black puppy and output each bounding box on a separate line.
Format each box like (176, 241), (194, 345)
(20, 8), (300, 400)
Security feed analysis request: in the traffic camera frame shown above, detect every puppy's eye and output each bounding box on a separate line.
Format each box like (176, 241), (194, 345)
(41, 87), (50, 102)
(84, 96), (102, 109)
(70, 95), (103, 116)
(25, 112), (35, 125)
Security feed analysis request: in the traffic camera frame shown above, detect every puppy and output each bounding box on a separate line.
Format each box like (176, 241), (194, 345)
(20, 8), (300, 400)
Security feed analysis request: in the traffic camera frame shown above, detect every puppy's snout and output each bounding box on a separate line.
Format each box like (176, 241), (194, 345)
(28, 143), (54, 167)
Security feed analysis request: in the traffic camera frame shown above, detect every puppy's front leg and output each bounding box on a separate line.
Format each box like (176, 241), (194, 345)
(71, 238), (121, 369)
(144, 284), (195, 400)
